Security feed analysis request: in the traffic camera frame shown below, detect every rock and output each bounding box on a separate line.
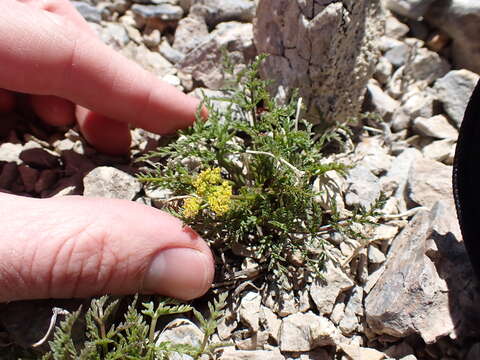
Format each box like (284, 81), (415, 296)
(220, 348), (285, 360)
(407, 157), (453, 209)
(99, 23), (130, 49)
(368, 245), (386, 264)
(83, 166), (142, 200)
(18, 165), (39, 193)
(466, 343), (480, 360)
(339, 287), (363, 335)
(385, 147), (422, 209)
(433, 70), (480, 128)
(254, 0), (384, 124)
(384, 0), (436, 19)
(131, 3), (184, 22)
(178, 22), (255, 89)
(340, 343), (386, 360)
(365, 210), (455, 343)
(239, 292), (261, 332)
(190, 0), (256, 27)
(159, 39), (186, 63)
(354, 137), (394, 176)
(345, 165), (381, 209)
(156, 319), (202, 358)
(384, 42), (410, 68)
(426, 1), (480, 74)
(260, 306), (281, 343)
(142, 28), (161, 48)
(72, 1), (102, 23)
(310, 260), (354, 316)
(385, 14), (409, 39)
(173, 15), (209, 54)
(384, 341), (415, 359)
(279, 312), (339, 352)
(19, 148), (60, 169)
(412, 115), (458, 139)
(121, 42), (176, 77)
(401, 91), (434, 119)
(34, 169), (59, 194)
(422, 139), (456, 164)
(366, 81), (400, 120)
(0, 162), (18, 190)
(409, 48), (450, 85)
(374, 56), (393, 85)
(0, 143), (23, 164)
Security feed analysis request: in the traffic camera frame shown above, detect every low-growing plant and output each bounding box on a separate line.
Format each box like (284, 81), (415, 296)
(41, 294), (228, 360)
(138, 54), (383, 277)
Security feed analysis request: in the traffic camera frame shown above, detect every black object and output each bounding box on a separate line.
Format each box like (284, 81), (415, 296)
(453, 79), (480, 279)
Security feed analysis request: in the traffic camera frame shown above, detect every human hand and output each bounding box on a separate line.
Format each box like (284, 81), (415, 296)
(0, 0), (214, 301)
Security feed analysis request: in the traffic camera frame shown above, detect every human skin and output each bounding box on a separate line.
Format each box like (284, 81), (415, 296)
(0, 0), (214, 301)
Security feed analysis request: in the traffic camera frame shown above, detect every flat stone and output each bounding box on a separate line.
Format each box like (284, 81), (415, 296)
(345, 165), (381, 209)
(190, 0), (256, 27)
(340, 343), (386, 360)
(220, 349), (284, 360)
(239, 292), (261, 332)
(384, 42), (410, 67)
(310, 260), (354, 316)
(374, 57), (393, 85)
(173, 15), (209, 55)
(20, 148), (60, 169)
(159, 39), (186, 64)
(34, 169), (59, 194)
(83, 166), (142, 200)
(433, 69), (480, 128)
(409, 47), (450, 85)
(412, 115), (458, 139)
(422, 139), (456, 164)
(366, 81), (400, 120)
(407, 157), (453, 209)
(131, 3), (184, 21)
(279, 312), (339, 352)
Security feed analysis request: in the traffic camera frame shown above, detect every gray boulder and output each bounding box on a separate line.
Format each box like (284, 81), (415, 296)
(254, 0), (384, 124)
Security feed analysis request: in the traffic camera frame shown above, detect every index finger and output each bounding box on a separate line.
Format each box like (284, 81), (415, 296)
(0, 0), (204, 134)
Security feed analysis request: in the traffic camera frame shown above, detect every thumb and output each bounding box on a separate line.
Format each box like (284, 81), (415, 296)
(0, 193), (214, 301)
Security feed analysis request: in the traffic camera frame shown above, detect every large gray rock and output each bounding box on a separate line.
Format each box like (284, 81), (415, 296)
(365, 209), (455, 343)
(254, 0), (384, 124)
(426, 1), (480, 74)
(433, 70), (480, 128)
(345, 165), (382, 209)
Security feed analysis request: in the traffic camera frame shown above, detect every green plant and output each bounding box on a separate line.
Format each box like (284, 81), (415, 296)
(41, 294), (228, 360)
(138, 54), (383, 278)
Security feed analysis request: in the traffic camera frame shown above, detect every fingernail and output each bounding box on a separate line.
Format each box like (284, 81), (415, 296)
(143, 248), (212, 300)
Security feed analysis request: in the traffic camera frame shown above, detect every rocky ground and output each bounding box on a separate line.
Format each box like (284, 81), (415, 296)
(1, 0), (480, 359)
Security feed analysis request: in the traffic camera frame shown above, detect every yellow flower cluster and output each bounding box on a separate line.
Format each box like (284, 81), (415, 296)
(183, 197), (201, 218)
(183, 167), (233, 218)
(207, 181), (233, 216)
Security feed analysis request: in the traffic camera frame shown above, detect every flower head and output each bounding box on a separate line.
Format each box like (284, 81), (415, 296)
(183, 196), (201, 218)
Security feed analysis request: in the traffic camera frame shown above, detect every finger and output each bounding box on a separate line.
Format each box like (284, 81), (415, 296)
(30, 95), (76, 126)
(1, 0), (203, 134)
(0, 193), (214, 301)
(0, 89), (15, 113)
(76, 106), (132, 155)
(17, 0), (96, 36)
